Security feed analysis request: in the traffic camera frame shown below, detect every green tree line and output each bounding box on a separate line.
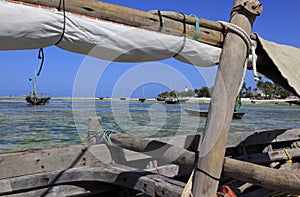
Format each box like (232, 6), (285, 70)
(157, 79), (291, 99)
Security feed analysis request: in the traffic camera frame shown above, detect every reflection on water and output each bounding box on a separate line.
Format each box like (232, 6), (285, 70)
(0, 98), (299, 153)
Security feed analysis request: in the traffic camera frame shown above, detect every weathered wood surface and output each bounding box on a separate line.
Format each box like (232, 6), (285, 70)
(192, 1), (261, 196)
(1, 128), (299, 180)
(0, 163), (185, 197)
(110, 133), (300, 194)
(223, 158), (300, 195)
(12, 0), (225, 47)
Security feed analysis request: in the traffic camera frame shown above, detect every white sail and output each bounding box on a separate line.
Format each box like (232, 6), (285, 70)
(0, 0), (221, 67)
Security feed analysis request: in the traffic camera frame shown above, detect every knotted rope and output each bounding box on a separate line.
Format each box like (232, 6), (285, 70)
(218, 21), (259, 97)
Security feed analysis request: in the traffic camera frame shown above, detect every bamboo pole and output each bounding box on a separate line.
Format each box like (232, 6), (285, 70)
(110, 133), (300, 194)
(12, 0), (225, 47)
(192, 1), (262, 196)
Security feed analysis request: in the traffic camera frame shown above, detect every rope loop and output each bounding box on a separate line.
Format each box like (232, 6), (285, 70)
(173, 12), (187, 57)
(157, 10), (163, 32)
(88, 129), (116, 145)
(218, 21), (258, 97)
(55, 0), (66, 46)
(190, 14), (200, 40)
(37, 48), (44, 76)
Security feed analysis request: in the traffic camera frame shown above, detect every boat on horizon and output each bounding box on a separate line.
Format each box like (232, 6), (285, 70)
(285, 99), (300, 105)
(184, 108), (245, 120)
(138, 87), (146, 102)
(156, 97), (165, 101)
(165, 97), (189, 104)
(25, 71), (51, 105)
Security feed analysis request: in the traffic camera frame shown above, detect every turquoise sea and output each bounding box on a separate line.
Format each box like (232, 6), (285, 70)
(0, 98), (299, 153)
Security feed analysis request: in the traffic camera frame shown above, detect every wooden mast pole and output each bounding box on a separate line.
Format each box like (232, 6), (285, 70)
(192, 1), (262, 196)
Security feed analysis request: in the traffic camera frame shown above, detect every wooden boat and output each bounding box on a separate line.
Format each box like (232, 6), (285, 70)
(1, 127), (300, 196)
(285, 99), (300, 105)
(138, 97), (146, 102)
(25, 71), (51, 105)
(165, 97), (189, 104)
(184, 108), (245, 119)
(138, 87), (146, 102)
(156, 97), (165, 101)
(1, 0), (300, 196)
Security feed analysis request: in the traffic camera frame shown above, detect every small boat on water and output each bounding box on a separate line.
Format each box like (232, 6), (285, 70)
(184, 108), (245, 119)
(138, 97), (146, 102)
(25, 72), (51, 105)
(156, 97), (165, 101)
(138, 87), (146, 102)
(165, 97), (189, 104)
(285, 99), (300, 105)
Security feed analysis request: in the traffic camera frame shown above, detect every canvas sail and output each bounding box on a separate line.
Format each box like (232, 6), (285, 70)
(0, 0), (221, 67)
(255, 35), (300, 97)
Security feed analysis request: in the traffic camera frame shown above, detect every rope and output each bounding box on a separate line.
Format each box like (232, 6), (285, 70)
(218, 21), (258, 97)
(190, 14), (200, 40)
(98, 129), (116, 145)
(55, 0), (66, 46)
(173, 12), (187, 57)
(157, 10), (163, 32)
(88, 129), (116, 145)
(36, 48), (44, 76)
(282, 148), (292, 163)
(181, 170), (194, 197)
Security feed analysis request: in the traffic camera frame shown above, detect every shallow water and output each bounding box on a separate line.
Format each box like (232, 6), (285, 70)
(0, 98), (299, 153)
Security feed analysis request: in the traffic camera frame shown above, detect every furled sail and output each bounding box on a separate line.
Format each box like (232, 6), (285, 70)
(1, 0), (300, 97)
(0, 0), (221, 67)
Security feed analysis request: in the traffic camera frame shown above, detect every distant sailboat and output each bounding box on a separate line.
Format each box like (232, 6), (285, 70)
(25, 71), (51, 105)
(99, 89), (104, 100)
(139, 87), (146, 102)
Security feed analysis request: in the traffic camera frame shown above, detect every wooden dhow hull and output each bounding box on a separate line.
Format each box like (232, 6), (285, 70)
(1, 128), (300, 196)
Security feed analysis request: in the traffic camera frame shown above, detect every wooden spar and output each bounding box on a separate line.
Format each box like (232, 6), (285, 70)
(110, 133), (300, 194)
(12, 0), (225, 47)
(192, 1), (262, 196)
(87, 117), (102, 145)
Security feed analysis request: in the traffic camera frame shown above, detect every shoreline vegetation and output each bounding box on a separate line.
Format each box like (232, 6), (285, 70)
(0, 96), (298, 105)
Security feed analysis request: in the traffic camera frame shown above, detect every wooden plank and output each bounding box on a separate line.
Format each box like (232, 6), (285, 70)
(235, 148), (300, 164)
(0, 164), (185, 197)
(0, 145), (110, 179)
(192, 1), (261, 196)
(1, 129), (299, 179)
(110, 133), (300, 194)
(223, 158), (300, 194)
(12, 0), (225, 47)
(226, 128), (300, 147)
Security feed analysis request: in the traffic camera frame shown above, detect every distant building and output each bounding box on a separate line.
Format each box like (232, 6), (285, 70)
(184, 85), (189, 92)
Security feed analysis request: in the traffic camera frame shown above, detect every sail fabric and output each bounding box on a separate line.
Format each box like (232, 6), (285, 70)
(0, 0), (221, 67)
(256, 35), (300, 97)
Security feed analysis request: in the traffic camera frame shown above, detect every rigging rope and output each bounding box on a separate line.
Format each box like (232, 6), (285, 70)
(173, 12), (187, 57)
(218, 21), (259, 97)
(55, 0), (66, 46)
(88, 129), (117, 145)
(36, 48), (44, 76)
(190, 14), (200, 40)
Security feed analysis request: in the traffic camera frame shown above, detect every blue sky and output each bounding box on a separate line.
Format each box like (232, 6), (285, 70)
(0, 0), (299, 98)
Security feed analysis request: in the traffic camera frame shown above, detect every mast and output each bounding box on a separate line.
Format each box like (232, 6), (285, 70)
(192, 1), (262, 196)
(33, 70), (37, 99)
